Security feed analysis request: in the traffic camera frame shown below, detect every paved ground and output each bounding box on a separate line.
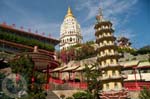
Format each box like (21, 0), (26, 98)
(46, 91), (59, 99)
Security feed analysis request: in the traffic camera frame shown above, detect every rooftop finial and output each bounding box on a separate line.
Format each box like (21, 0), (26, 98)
(65, 6), (74, 18)
(96, 8), (104, 22)
(99, 8), (103, 17)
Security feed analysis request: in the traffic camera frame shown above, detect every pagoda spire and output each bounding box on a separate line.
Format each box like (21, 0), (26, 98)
(65, 6), (74, 18)
(96, 8), (104, 22)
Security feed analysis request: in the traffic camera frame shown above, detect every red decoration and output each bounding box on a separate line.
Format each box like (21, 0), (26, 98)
(42, 32), (45, 35)
(31, 77), (35, 82)
(20, 26), (24, 30)
(45, 84), (49, 90)
(16, 74), (20, 82)
(2, 22), (6, 25)
(28, 28), (31, 32)
(12, 24), (16, 27)
(48, 33), (51, 37)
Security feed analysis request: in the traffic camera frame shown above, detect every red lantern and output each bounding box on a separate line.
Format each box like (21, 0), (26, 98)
(16, 74), (20, 82)
(31, 77), (35, 83)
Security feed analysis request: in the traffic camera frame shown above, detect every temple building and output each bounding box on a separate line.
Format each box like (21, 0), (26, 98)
(60, 7), (82, 50)
(117, 36), (132, 49)
(94, 9), (127, 98)
(0, 23), (60, 83)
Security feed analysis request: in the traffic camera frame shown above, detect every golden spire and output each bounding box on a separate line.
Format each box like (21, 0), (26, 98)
(65, 6), (74, 18)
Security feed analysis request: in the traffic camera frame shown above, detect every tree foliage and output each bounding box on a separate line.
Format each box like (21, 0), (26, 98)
(58, 41), (97, 63)
(0, 30), (54, 51)
(131, 45), (150, 55)
(84, 64), (102, 99)
(139, 87), (150, 99)
(9, 55), (47, 99)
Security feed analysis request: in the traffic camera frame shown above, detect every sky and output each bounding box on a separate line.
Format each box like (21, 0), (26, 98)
(0, 0), (149, 50)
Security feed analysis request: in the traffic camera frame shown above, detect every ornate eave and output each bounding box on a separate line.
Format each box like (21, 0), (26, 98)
(60, 34), (83, 39)
(94, 21), (112, 29)
(95, 28), (114, 36)
(99, 64), (123, 70)
(99, 89), (128, 99)
(97, 45), (117, 51)
(96, 36), (116, 43)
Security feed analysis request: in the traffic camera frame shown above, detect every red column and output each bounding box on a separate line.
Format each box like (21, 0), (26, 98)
(134, 68), (139, 90)
(45, 64), (50, 90)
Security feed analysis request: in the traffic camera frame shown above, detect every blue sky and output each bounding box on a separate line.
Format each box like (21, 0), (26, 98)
(0, 0), (149, 49)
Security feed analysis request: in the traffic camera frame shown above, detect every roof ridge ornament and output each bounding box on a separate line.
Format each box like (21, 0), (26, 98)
(96, 8), (104, 23)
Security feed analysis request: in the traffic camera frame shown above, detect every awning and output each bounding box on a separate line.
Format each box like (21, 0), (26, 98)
(137, 61), (150, 68)
(75, 64), (93, 71)
(122, 60), (139, 68)
(52, 65), (67, 72)
(62, 66), (80, 72)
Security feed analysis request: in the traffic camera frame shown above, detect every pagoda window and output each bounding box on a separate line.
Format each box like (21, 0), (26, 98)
(70, 38), (72, 42)
(113, 59), (117, 64)
(106, 26), (108, 29)
(114, 83), (118, 89)
(110, 59), (113, 64)
(106, 83), (109, 89)
(112, 70), (116, 76)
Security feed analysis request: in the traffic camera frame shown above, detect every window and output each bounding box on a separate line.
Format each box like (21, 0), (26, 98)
(112, 70), (116, 76)
(114, 83), (118, 89)
(106, 83), (109, 89)
(70, 38), (72, 42)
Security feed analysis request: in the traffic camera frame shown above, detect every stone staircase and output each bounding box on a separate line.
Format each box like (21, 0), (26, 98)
(46, 91), (59, 99)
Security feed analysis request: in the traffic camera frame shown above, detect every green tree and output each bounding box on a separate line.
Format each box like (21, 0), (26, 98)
(9, 55), (47, 99)
(72, 91), (93, 99)
(84, 64), (102, 99)
(139, 87), (150, 99)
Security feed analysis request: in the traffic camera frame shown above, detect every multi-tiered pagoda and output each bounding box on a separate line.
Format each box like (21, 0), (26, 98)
(60, 7), (82, 50)
(94, 9), (128, 99)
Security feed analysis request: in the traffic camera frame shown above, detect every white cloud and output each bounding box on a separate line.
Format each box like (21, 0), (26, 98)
(81, 25), (95, 42)
(115, 29), (136, 39)
(75, 0), (138, 42)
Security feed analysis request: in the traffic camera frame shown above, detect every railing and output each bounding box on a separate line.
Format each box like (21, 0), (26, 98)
(49, 77), (64, 84)
(49, 77), (87, 89)
(68, 82), (87, 89)
(124, 82), (150, 91)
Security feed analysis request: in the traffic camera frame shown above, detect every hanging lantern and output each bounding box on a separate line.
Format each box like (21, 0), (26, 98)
(16, 73), (20, 82)
(31, 77), (35, 83)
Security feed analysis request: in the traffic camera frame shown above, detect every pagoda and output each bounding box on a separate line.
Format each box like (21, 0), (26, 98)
(94, 8), (128, 99)
(60, 7), (82, 50)
(117, 36), (132, 49)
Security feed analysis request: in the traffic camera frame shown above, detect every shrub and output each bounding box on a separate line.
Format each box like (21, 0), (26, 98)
(72, 91), (93, 99)
(139, 87), (150, 99)
(66, 97), (73, 99)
